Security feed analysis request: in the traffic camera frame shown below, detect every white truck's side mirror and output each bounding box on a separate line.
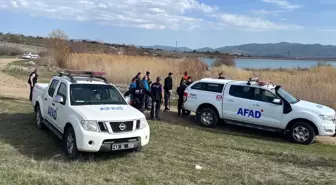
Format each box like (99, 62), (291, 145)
(54, 95), (64, 104)
(273, 99), (282, 105)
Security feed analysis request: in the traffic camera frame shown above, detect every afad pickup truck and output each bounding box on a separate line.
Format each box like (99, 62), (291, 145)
(31, 70), (150, 159)
(183, 78), (336, 145)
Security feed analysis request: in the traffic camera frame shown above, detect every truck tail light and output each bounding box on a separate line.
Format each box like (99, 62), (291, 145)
(183, 92), (188, 103)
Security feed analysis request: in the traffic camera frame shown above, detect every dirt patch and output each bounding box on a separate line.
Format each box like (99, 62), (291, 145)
(0, 58), (29, 99)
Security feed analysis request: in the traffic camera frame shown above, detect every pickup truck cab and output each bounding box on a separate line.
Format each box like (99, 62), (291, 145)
(31, 70), (150, 159)
(183, 77), (336, 144)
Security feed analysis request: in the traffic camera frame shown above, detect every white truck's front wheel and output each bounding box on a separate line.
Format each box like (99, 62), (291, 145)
(288, 122), (315, 145)
(64, 126), (81, 160)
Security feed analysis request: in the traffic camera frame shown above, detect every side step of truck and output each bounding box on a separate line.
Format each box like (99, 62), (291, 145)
(42, 119), (63, 140)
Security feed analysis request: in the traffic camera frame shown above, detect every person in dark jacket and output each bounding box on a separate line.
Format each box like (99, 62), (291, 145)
(176, 76), (192, 116)
(134, 72), (143, 88)
(28, 68), (38, 101)
(218, 72), (225, 79)
(163, 72), (173, 111)
(150, 77), (164, 120)
(124, 80), (153, 112)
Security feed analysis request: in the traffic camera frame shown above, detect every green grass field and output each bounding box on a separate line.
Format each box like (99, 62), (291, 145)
(1, 96), (336, 185)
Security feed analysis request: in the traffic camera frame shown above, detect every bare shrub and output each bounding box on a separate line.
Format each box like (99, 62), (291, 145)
(47, 29), (70, 68)
(0, 43), (23, 56)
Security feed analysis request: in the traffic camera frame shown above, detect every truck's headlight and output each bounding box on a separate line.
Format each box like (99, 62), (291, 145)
(140, 118), (148, 129)
(80, 120), (99, 132)
(319, 114), (334, 121)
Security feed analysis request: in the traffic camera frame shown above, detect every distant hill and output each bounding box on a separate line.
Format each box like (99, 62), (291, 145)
(2, 31), (336, 59)
(195, 47), (215, 52)
(141, 45), (192, 52)
(144, 42), (336, 58)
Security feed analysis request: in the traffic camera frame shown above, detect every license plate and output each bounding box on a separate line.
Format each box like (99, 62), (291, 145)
(111, 143), (134, 150)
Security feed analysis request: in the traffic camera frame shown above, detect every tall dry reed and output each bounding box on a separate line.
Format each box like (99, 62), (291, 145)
(65, 53), (208, 88)
(65, 53), (336, 108)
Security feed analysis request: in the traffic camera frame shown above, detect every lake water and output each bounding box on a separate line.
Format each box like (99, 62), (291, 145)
(200, 58), (336, 69)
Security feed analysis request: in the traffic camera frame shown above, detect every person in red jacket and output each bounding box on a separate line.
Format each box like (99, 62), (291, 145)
(179, 71), (189, 86)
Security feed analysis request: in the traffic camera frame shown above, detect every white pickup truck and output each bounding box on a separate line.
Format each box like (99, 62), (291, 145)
(31, 70), (150, 159)
(183, 78), (336, 144)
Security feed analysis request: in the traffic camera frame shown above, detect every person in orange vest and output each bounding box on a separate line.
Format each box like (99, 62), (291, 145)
(179, 71), (189, 86)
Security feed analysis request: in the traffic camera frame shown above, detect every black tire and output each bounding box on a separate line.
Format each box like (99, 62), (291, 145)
(288, 122), (315, 145)
(64, 126), (81, 160)
(133, 147), (142, 153)
(197, 108), (218, 127)
(35, 105), (45, 130)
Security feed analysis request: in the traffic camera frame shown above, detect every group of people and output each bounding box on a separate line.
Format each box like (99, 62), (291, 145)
(27, 68), (224, 121)
(124, 71), (193, 120)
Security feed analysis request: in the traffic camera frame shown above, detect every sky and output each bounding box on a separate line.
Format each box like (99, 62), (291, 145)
(1, 0), (336, 49)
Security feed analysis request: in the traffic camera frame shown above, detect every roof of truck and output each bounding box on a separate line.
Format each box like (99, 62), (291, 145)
(198, 78), (277, 90)
(54, 75), (109, 85)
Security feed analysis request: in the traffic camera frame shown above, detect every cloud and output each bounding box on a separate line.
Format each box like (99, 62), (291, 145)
(261, 0), (303, 9)
(317, 29), (336, 32)
(215, 13), (302, 31)
(1, 0), (302, 31)
(250, 9), (284, 16)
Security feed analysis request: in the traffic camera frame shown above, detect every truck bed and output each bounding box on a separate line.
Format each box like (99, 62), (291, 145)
(32, 83), (49, 107)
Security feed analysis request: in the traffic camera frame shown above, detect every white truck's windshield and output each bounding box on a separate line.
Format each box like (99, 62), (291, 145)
(70, 84), (127, 105)
(277, 88), (299, 104)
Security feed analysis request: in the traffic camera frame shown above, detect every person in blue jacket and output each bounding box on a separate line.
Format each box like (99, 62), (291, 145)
(128, 78), (137, 105)
(142, 74), (150, 110)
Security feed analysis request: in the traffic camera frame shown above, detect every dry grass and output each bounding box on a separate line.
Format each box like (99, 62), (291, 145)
(63, 53), (336, 109)
(209, 65), (336, 109)
(65, 53), (208, 87)
(1, 96), (336, 185)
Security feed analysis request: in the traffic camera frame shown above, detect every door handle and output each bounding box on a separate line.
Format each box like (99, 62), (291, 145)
(253, 104), (260, 107)
(227, 99), (234, 102)
(44, 98), (47, 101)
(52, 103), (55, 106)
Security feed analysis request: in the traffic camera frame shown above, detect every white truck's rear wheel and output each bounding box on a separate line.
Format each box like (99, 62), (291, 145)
(198, 108), (218, 127)
(288, 122), (315, 145)
(35, 106), (44, 130)
(64, 126), (81, 160)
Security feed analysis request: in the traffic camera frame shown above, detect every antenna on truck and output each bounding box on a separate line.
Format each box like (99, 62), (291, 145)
(57, 69), (109, 84)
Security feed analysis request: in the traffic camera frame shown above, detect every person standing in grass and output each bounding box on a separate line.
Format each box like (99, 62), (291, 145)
(180, 71), (189, 86)
(163, 72), (173, 111)
(28, 68), (38, 101)
(145, 71), (152, 109)
(142, 73), (150, 110)
(134, 72), (143, 88)
(150, 77), (164, 120)
(128, 78), (137, 105)
(177, 76), (192, 117)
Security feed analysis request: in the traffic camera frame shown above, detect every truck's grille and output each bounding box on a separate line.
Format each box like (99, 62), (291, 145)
(98, 122), (108, 132)
(110, 121), (133, 132)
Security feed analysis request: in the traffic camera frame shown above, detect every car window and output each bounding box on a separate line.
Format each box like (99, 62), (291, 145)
(190, 82), (206, 90)
(206, 83), (224, 93)
(56, 82), (67, 104)
(253, 88), (278, 103)
(48, 79), (59, 97)
(70, 84), (127, 105)
(229, 85), (253, 99)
